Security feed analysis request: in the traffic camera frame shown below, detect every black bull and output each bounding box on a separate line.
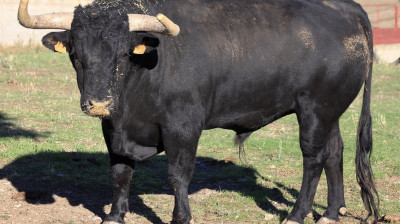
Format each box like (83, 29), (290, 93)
(25, 0), (379, 223)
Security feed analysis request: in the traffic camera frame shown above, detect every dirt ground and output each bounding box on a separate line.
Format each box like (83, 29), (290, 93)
(0, 177), (107, 224)
(1, 161), (400, 224)
(0, 173), (217, 224)
(1, 176), (399, 224)
(0, 158), (210, 224)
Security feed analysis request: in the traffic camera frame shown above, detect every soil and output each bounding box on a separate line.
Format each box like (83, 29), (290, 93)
(0, 175), (214, 224)
(0, 177), (108, 224)
(2, 175), (395, 224)
(0, 157), (225, 224)
(0, 159), (398, 224)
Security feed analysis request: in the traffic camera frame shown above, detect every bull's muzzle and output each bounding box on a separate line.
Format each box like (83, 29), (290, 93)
(85, 99), (112, 117)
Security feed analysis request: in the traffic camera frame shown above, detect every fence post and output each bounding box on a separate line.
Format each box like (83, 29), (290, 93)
(377, 5), (380, 28)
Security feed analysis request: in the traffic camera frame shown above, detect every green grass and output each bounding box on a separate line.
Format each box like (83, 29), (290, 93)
(0, 45), (399, 223)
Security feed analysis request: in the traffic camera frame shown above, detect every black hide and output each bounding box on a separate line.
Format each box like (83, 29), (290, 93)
(39, 0), (378, 223)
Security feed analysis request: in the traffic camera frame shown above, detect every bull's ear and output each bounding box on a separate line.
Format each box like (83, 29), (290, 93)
(42, 32), (71, 54)
(130, 34), (160, 69)
(132, 33), (160, 55)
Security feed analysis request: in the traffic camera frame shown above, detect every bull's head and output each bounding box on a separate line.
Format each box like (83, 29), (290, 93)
(18, 0), (179, 118)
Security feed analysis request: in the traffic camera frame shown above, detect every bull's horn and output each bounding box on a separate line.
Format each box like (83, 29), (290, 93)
(128, 13), (180, 37)
(18, 0), (73, 30)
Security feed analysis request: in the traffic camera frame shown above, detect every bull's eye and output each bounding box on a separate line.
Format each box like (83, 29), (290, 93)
(69, 45), (76, 55)
(74, 58), (83, 68)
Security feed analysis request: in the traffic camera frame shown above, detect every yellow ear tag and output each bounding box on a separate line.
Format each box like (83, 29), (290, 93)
(54, 41), (67, 53)
(133, 44), (146, 54)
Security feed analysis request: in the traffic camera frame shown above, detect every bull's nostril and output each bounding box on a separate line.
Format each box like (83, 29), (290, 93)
(84, 99), (112, 117)
(81, 100), (92, 113)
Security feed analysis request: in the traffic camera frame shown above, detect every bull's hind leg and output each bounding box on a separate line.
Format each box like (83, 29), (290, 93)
(317, 122), (346, 224)
(284, 95), (337, 224)
(102, 119), (135, 224)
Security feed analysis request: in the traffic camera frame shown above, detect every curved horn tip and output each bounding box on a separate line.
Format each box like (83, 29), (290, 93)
(156, 13), (180, 37)
(156, 13), (165, 21)
(19, 0), (29, 6)
(17, 0), (73, 30)
(18, 0), (34, 28)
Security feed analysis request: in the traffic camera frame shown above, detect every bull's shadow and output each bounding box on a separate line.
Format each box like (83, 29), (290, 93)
(0, 111), (50, 140)
(0, 151), (325, 223)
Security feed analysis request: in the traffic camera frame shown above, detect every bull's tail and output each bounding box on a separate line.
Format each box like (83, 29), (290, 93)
(355, 17), (379, 223)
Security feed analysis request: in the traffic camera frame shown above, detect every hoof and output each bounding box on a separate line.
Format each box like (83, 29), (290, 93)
(306, 212), (313, 219)
(339, 207), (347, 216)
(282, 218), (301, 224)
(102, 221), (121, 224)
(190, 219), (195, 224)
(316, 217), (338, 224)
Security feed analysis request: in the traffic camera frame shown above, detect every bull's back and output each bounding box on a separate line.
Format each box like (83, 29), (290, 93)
(160, 0), (372, 130)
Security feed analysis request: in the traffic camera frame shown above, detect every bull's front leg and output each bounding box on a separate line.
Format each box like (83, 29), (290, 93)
(104, 162), (135, 224)
(102, 119), (135, 224)
(162, 124), (201, 224)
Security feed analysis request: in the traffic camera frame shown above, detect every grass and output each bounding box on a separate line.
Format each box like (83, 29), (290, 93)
(0, 44), (399, 223)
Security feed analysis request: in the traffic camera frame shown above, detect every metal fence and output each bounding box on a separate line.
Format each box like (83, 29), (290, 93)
(363, 4), (400, 45)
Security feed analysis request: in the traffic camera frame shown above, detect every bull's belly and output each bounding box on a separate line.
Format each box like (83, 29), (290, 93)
(204, 107), (294, 132)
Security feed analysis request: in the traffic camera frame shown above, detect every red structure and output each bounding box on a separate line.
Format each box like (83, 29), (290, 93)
(363, 4), (400, 45)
